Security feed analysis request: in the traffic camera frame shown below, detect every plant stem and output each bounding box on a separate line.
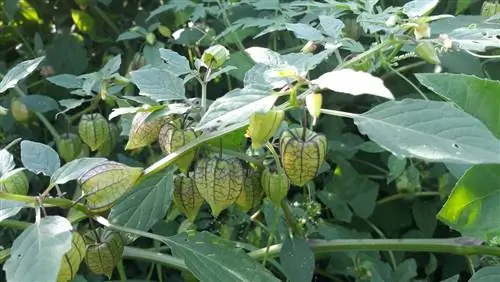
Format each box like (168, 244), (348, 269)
(320, 109), (359, 119)
(376, 191), (441, 205)
(336, 40), (393, 70)
(123, 246), (189, 272)
(0, 219), (31, 229)
(248, 238), (500, 260)
(263, 206), (279, 266)
(280, 200), (301, 236)
(68, 96), (100, 124)
(216, 0), (246, 53)
(3, 138), (21, 151)
(388, 65), (428, 100)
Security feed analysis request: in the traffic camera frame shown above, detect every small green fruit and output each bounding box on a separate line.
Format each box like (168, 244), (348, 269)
(57, 133), (83, 163)
(261, 168), (289, 206)
(78, 113), (110, 151)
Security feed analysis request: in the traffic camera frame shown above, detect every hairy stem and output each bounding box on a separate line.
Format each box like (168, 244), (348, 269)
(248, 238), (500, 260)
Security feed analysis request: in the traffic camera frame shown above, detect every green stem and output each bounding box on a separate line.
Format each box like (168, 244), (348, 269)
(381, 61), (427, 80)
(116, 259), (127, 281)
(217, 0), (246, 53)
(263, 206), (279, 266)
(206, 145), (263, 164)
(388, 65), (428, 100)
(0, 192), (91, 219)
(320, 109), (359, 119)
(123, 246), (189, 272)
(362, 218), (397, 270)
(3, 138), (21, 151)
(336, 40), (394, 70)
(280, 200), (301, 236)
(68, 96), (100, 124)
(376, 191), (441, 205)
(248, 238), (500, 260)
(0, 219), (31, 229)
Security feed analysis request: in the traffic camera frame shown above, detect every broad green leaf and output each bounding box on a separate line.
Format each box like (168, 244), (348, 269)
(99, 54), (121, 78)
(0, 149), (15, 176)
(21, 94), (59, 113)
(109, 169), (174, 231)
(392, 259), (418, 282)
(71, 9), (95, 34)
(0, 200), (26, 222)
(456, 0), (473, 14)
(388, 155), (407, 183)
(224, 51), (254, 81)
(280, 236), (315, 282)
(311, 69), (394, 100)
(168, 231), (279, 282)
(353, 99), (500, 165)
(416, 73), (500, 138)
(50, 157), (107, 186)
(0, 56), (45, 93)
(412, 200), (439, 237)
(469, 266), (500, 281)
(319, 15), (344, 39)
(47, 74), (84, 89)
(57, 99), (87, 117)
(21, 140), (60, 176)
(196, 84), (276, 130)
(46, 34), (88, 75)
(317, 190), (352, 222)
(245, 47), (284, 67)
(402, 0), (439, 18)
(158, 48), (191, 76)
(437, 164), (500, 240)
(284, 23), (324, 41)
(130, 68), (185, 102)
(3, 216), (73, 282)
(448, 28), (500, 52)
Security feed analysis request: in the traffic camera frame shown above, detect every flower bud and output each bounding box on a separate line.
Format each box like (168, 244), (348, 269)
(261, 168), (289, 206)
(415, 42), (440, 65)
(414, 22), (431, 40)
(305, 92), (322, 126)
(201, 44), (230, 69)
(245, 110), (284, 150)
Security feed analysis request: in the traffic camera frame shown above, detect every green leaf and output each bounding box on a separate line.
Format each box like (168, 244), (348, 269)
(447, 28), (500, 52)
(167, 232), (279, 282)
(21, 94), (59, 113)
(224, 51), (254, 81)
(158, 48), (191, 76)
(284, 23), (324, 41)
(317, 190), (352, 222)
(99, 54), (121, 78)
(0, 56), (45, 93)
(416, 73), (500, 138)
(130, 68), (185, 102)
(245, 47), (284, 67)
(71, 9), (95, 35)
(388, 155), (407, 183)
(311, 69), (394, 100)
(354, 99), (500, 165)
(412, 200), (439, 237)
(469, 266), (500, 281)
(108, 169), (174, 231)
(46, 34), (88, 75)
(456, 0), (473, 14)
(58, 98), (86, 117)
(3, 216), (73, 282)
(319, 16), (344, 39)
(437, 164), (500, 240)
(392, 259), (418, 282)
(0, 149), (15, 176)
(280, 236), (315, 282)
(0, 200), (26, 222)
(21, 140), (60, 176)
(50, 157), (107, 186)
(402, 0), (439, 18)
(196, 84), (276, 130)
